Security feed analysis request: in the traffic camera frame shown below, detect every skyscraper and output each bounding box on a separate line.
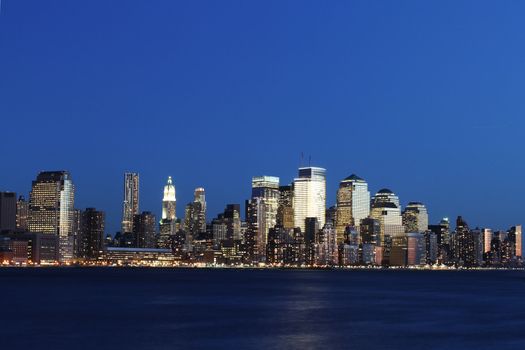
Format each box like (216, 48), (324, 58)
(335, 174), (370, 243)
(402, 202), (429, 233)
(121, 172), (139, 234)
(16, 195), (29, 231)
(293, 167), (326, 233)
(161, 176), (176, 220)
(158, 176), (176, 249)
(183, 188), (207, 242)
(0, 192), (17, 232)
(370, 188), (404, 265)
(28, 171), (75, 262)
(454, 216), (476, 266)
(250, 176), (280, 260)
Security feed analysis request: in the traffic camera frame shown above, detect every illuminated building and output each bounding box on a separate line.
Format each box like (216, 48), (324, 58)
(335, 174), (370, 243)
(454, 216), (476, 266)
(0, 192), (16, 232)
(102, 247), (175, 265)
(183, 188), (207, 243)
(79, 208), (105, 260)
(429, 218), (451, 263)
(158, 176), (176, 249)
(16, 195), (29, 231)
(508, 225), (522, 258)
(28, 171), (75, 262)
(277, 185), (294, 229)
(402, 202), (429, 233)
(251, 176), (280, 256)
(293, 167), (326, 233)
(245, 197), (264, 263)
(407, 232), (426, 266)
(121, 172), (139, 234)
(161, 176), (176, 220)
(370, 189), (404, 264)
(315, 222), (338, 266)
(482, 228), (493, 254)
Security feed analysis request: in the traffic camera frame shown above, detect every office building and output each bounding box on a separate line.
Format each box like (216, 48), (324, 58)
(402, 202), (429, 233)
(28, 171), (75, 262)
(293, 167), (326, 233)
(335, 174), (370, 243)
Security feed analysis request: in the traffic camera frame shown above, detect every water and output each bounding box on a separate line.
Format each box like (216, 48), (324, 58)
(1, 268), (524, 349)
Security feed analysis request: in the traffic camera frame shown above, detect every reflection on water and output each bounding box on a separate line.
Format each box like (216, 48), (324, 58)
(0, 268), (524, 349)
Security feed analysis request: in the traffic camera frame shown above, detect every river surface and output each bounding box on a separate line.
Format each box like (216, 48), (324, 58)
(1, 268), (524, 349)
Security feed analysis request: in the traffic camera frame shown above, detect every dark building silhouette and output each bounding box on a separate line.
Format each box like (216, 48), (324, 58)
(0, 192), (17, 232)
(133, 212), (156, 248)
(80, 208), (105, 260)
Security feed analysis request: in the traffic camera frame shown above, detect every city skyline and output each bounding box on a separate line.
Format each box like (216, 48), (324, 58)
(1, 1), (524, 235)
(1, 164), (522, 235)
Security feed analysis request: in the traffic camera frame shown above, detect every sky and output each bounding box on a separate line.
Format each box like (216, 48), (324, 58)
(1, 0), (524, 234)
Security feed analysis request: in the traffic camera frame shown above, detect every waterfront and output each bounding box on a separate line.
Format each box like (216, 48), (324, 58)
(1, 268), (524, 349)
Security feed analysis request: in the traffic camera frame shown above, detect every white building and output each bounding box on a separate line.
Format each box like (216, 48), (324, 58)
(161, 176), (176, 220)
(293, 167), (326, 233)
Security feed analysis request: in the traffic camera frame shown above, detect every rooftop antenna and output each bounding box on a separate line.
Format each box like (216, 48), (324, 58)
(300, 152), (304, 167)
(308, 155), (311, 166)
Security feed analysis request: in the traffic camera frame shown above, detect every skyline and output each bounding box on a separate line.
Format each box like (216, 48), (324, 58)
(1, 165), (521, 235)
(2, 1), (525, 232)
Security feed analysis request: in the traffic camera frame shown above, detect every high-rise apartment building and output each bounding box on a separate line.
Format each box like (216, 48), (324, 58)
(28, 171), (75, 262)
(402, 202), (429, 233)
(121, 172), (139, 233)
(293, 167), (326, 233)
(335, 174), (370, 243)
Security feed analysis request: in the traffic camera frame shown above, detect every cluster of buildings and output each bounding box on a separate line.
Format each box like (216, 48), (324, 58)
(0, 168), (522, 268)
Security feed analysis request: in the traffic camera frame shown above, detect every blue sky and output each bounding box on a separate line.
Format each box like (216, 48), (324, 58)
(1, 0), (524, 233)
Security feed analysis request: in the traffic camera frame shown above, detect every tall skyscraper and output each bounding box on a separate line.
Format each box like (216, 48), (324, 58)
(28, 171), (75, 262)
(79, 208), (105, 260)
(0, 192), (17, 232)
(293, 167), (326, 233)
(508, 225), (522, 259)
(250, 176), (280, 260)
(193, 187), (206, 233)
(121, 172), (139, 234)
(454, 216), (476, 266)
(402, 202), (429, 233)
(158, 176), (176, 249)
(335, 174), (370, 243)
(16, 195), (29, 231)
(161, 176), (176, 220)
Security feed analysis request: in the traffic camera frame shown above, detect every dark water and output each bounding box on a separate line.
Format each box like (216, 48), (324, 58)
(1, 268), (524, 349)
